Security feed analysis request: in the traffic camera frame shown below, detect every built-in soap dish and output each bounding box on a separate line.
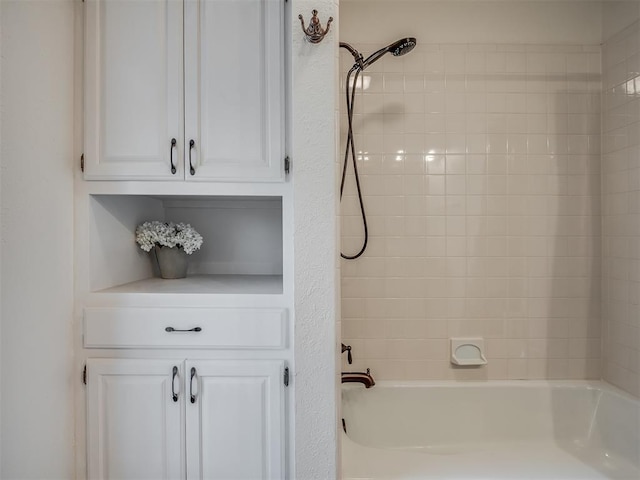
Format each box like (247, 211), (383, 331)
(450, 338), (487, 366)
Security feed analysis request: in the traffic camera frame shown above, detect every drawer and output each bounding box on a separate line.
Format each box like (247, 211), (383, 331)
(84, 307), (287, 349)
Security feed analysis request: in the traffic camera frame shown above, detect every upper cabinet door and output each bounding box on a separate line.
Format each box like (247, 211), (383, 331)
(84, 0), (184, 180)
(184, 0), (285, 182)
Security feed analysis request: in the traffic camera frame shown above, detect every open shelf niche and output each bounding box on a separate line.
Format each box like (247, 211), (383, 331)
(89, 194), (283, 295)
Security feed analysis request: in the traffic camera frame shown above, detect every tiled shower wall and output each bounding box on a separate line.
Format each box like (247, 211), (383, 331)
(602, 20), (640, 397)
(340, 43), (602, 380)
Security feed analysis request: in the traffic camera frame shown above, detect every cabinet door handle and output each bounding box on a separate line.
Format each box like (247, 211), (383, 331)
(170, 138), (177, 174)
(190, 367), (198, 404)
(188, 139), (196, 176)
(171, 366), (179, 402)
(165, 327), (202, 333)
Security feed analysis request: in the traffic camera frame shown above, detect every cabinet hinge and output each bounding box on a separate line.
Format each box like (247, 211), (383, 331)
(80, 154), (84, 172)
(82, 365), (87, 385)
(284, 156), (290, 176)
(283, 367), (289, 387)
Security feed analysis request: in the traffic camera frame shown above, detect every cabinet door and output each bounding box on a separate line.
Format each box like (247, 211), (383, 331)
(184, 0), (285, 182)
(185, 360), (285, 479)
(86, 359), (184, 480)
(84, 0), (184, 180)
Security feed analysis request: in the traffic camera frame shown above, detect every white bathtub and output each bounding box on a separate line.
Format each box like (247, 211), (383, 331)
(342, 381), (640, 479)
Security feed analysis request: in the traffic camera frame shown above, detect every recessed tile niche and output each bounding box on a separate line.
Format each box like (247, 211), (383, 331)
(89, 194), (283, 294)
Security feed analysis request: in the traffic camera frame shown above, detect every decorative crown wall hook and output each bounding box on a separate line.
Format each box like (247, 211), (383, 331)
(299, 9), (333, 44)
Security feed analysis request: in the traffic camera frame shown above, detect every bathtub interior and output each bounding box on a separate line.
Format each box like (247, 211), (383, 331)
(342, 382), (640, 473)
(589, 390), (640, 470)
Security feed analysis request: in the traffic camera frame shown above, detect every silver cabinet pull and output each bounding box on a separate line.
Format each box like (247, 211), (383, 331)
(170, 138), (177, 174)
(190, 367), (198, 404)
(188, 139), (196, 175)
(171, 366), (179, 402)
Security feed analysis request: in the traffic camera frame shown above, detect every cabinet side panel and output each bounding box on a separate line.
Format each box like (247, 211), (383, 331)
(89, 195), (165, 291)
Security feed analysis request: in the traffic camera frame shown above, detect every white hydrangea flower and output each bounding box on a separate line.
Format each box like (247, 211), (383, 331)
(135, 221), (203, 254)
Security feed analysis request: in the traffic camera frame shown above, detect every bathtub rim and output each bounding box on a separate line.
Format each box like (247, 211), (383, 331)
(342, 379), (639, 403)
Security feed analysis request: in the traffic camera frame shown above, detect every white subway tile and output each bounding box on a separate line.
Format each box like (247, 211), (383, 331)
(341, 38), (614, 383)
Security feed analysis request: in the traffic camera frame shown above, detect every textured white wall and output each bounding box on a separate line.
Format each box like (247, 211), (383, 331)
(292, 0), (339, 477)
(0, 0), (75, 477)
(0, 2), (3, 472)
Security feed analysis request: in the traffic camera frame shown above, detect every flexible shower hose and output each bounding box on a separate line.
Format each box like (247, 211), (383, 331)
(340, 65), (369, 260)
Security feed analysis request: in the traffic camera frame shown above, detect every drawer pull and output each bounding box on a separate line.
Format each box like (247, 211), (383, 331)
(165, 327), (202, 333)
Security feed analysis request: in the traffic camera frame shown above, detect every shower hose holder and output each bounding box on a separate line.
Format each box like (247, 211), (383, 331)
(299, 10), (333, 44)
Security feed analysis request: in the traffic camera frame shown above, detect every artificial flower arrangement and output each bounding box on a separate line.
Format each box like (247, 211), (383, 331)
(135, 221), (203, 254)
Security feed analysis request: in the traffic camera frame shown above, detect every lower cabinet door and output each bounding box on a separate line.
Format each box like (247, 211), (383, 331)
(86, 359), (184, 480)
(185, 360), (285, 480)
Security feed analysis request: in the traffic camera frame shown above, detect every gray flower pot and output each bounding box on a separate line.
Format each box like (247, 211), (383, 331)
(154, 246), (188, 279)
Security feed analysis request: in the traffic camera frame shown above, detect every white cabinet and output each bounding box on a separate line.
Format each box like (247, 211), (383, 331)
(86, 359), (183, 480)
(86, 358), (286, 480)
(186, 360), (285, 479)
(84, 0), (284, 182)
(81, 2), (291, 477)
(84, 0), (184, 180)
(183, 0), (284, 182)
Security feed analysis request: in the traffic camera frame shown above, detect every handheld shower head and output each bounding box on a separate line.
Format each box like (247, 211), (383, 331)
(361, 37), (417, 69)
(340, 37), (417, 71)
(388, 37), (417, 57)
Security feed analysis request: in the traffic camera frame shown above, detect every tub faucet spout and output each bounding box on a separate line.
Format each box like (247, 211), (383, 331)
(342, 368), (375, 388)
